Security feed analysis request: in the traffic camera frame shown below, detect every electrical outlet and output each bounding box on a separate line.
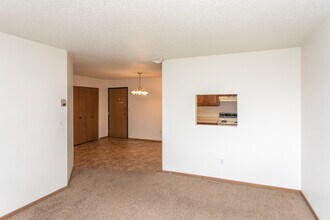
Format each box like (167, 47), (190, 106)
(220, 158), (224, 165)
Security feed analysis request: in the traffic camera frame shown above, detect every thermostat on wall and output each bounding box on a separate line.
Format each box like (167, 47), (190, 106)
(61, 99), (66, 107)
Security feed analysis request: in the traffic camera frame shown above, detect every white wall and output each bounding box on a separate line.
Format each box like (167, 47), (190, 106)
(108, 77), (162, 141)
(67, 54), (74, 181)
(73, 75), (108, 138)
(302, 19), (330, 219)
(163, 48), (301, 189)
(0, 32), (69, 216)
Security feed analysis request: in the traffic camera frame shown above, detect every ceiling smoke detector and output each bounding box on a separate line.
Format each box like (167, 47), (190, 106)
(152, 58), (164, 64)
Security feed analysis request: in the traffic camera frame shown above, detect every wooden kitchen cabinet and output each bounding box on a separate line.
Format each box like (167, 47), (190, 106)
(197, 95), (220, 106)
(204, 95), (219, 106)
(197, 95), (205, 106)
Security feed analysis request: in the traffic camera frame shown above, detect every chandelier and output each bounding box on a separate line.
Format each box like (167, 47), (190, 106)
(131, 72), (149, 96)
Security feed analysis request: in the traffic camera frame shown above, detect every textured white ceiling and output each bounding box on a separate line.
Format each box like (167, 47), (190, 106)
(0, 0), (329, 79)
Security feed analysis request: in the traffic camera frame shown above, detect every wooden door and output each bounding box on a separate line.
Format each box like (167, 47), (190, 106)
(87, 88), (99, 141)
(109, 88), (128, 138)
(74, 86), (99, 145)
(74, 87), (80, 145)
(78, 87), (88, 144)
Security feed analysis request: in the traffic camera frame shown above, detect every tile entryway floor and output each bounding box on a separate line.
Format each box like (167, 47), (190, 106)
(74, 138), (162, 172)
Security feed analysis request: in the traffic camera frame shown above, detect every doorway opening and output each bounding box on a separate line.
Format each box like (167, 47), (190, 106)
(73, 82), (162, 172)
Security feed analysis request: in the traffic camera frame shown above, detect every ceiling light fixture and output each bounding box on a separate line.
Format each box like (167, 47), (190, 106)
(131, 72), (149, 96)
(152, 58), (164, 64)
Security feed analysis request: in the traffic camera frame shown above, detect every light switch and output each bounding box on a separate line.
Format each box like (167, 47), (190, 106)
(61, 99), (66, 107)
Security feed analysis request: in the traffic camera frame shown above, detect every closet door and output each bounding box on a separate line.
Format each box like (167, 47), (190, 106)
(74, 86), (99, 145)
(78, 87), (88, 144)
(87, 88), (99, 141)
(74, 87), (80, 145)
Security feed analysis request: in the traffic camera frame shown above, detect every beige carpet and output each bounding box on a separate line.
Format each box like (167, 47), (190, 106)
(9, 169), (314, 220)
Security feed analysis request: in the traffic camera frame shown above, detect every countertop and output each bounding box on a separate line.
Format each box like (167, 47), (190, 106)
(197, 116), (237, 126)
(197, 116), (219, 124)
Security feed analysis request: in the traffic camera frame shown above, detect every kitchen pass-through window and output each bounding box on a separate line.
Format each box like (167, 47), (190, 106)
(196, 94), (237, 126)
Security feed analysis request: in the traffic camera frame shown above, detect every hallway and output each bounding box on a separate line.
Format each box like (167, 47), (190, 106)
(74, 138), (162, 172)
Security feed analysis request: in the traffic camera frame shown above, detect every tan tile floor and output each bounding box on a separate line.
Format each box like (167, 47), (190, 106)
(74, 138), (162, 172)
